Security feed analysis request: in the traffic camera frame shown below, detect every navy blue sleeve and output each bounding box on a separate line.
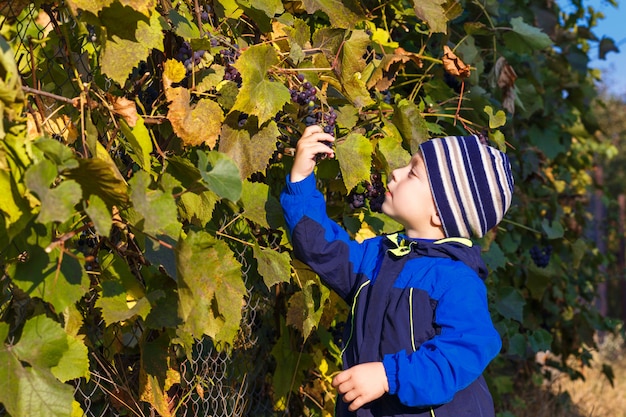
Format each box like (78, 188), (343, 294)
(280, 173), (380, 301)
(382, 268), (501, 406)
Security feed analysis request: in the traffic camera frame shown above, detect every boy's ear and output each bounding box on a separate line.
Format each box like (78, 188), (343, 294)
(431, 211), (443, 227)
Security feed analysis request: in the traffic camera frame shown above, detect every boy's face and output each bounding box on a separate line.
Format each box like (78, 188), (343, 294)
(381, 152), (444, 239)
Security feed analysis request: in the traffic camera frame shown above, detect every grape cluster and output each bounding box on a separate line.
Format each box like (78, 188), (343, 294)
(290, 74), (318, 106)
(286, 74), (337, 160)
(367, 173), (386, 212)
(530, 245), (552, 268)
(289, 74), (336, 135)
(76, 229), (100, 272)
(200, 5), (211, 21)
(220, 46), (242, 85)
(348, 172), (386, 212)
(176, 42), (208, 73)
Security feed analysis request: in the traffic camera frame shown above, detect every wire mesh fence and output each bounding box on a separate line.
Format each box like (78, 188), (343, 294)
(1, 2), (279, 416)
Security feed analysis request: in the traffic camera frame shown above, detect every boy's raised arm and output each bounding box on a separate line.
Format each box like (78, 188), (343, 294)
(289, 125), (335, 182)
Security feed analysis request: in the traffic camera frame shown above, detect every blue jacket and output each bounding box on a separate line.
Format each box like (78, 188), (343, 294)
(280, 173), (502, 417)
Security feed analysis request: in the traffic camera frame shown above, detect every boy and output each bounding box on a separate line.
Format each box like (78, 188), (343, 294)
(280, 125), (514, 416)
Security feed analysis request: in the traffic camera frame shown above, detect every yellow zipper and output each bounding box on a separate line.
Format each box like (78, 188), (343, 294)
(340, 280), (370, 357)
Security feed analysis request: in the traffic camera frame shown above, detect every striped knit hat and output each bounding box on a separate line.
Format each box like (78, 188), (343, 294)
(419, 135), (514, 238)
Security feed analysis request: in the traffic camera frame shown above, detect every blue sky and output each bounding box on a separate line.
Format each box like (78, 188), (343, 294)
(579, 0), (626, 96)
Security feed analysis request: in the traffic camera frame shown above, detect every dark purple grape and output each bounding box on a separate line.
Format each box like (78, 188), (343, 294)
(530, 245), (552, 268)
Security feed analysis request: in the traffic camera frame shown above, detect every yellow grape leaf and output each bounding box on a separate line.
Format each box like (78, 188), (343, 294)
(165, 87), (224, 147)
(163, 59), (186, 86)
(231, 44), (291, 124)
(413, 0), (448, 33)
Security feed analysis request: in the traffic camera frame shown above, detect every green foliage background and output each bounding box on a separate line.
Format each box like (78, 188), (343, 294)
(0, 0), (622, 416)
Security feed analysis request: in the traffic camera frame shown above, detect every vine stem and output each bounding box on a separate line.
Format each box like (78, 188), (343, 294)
(215, 230), (254, 247)
(500, 218), (542, 234)
(21, 85), (77, 104)
(423, 112), (479, 128)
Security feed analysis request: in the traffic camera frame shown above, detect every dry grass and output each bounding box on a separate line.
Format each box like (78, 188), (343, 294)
(506, 334), (626, 417)
(549, 335), (626, 417)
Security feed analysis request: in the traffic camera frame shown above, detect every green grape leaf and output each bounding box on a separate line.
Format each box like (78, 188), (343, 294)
(301, 0), (365, 28)
(494, 286), (526, 323)
(0, 351), (75, 417)
(341, 30), (369, 79)
(100, 251), (147, 298)
(218, 116), (279, 181)
(335, 132), (373, 192)
(287, 279), (330, 339)
(65, 157), (129, 207)
(526, 263), (554, 300)
(84, 194), (112, 237)
(283, 18), (311, 49)
(541, 218), (564, 239)
(51, 336), (90, 382)
(214, 0), (244, 20)
(412, 0), (448, 33)
(0, 36), (23, 108)
(165, 155), (202, 189)
(392, 99), (429, 154)
(232, 44), (291, 124)
(336, 30), (375, 108)
(335, 104), (359, 129)
(376, 128), (411, 174)
(270, 320), (313, 404)
(483, 241), (506, 271)
(33, 137), (79, 172)
(341, 72), (375, 109)
(96, 279), (152, 325)
(176, 230), (246, 344)
(197, 150), (242, 202)
(508, 17), (553, 51)
(10, 243), (90, 313)
(599, 36), (619, 60)
(528, 329), (553, 353)
(0, 317), (89, 411)
(484, 105), (507, 128)
(143, 268), (181, 329)
(571, 238), (587, 269)
(67, 0), (113, 14)
(143, 236), (178, 280)
(241, 180), (285, 230)
(24, 160), (83, 225)
(37, 180), (82, 225)
(249, 0), (284, 17)
(119, 118), (152, 170)
(139, 333), (173, 417)
(312, 27), (345, 59)
(9, 222), (89, 312)
(13, 316), (68, 369)
(0, 169), (35, 241)
(168, 8), (200, 39)
(253, 245), (291, 289)
(24, 160), (57, 197)
(101, 11), (164, 86)
(129, 171), (180, 238)
(178, 191), (218, 227)
(507, 333), (527, 357)
(488, 130), (507, 152)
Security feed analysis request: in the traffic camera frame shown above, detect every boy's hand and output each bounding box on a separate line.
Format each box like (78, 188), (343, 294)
(332, 362), (389, 411)
(290, 125), (335, 183)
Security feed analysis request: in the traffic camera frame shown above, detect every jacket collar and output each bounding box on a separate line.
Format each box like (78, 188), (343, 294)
(384, 233), (488, 280)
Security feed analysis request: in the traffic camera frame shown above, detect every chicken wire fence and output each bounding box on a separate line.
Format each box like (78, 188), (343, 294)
(1, 3), (278, 416)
